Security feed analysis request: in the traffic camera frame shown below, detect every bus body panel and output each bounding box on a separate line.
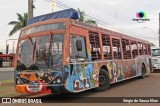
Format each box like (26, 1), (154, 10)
(15, 18), (152, 94)
(63, 55), (151, 93)
(15, 55), (151, 94)
(151, 47), (160, 71)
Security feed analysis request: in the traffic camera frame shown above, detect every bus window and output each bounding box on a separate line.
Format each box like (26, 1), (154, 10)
(101, 34), (112, 59)
(17, 39), (36, 71)
(122, 39), (131, 59)
(138, 42), (144, 55)
(112, 38), (121, 59)
(36, 35), (50, 69)
(36, 34), (64, 70)
(131, 41), (138, 58)
(148, 44), (151, 55)
(70, 36), (87, 60)
(144, 44), (148, 55)
(36, 36), (50, 61)
(89, 32), (101, 61)
(50, 34), (64, 69)
(152, 49), (160, 56)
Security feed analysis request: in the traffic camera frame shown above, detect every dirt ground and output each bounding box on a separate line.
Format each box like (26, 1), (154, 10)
(0, 80), (19, 97)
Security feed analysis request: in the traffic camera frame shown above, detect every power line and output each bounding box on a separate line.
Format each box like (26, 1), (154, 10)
(44, 0), (112, 28)
(43, 0), (157, 40)
(71, 0), (152, 38)
(51, 0), (117, 29)
(43, 0), (65, 9)
(51, 0), (152, 38)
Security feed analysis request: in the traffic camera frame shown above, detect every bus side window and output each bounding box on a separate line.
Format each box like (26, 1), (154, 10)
(131, 41), (138, 58)
(112, 38), (121, 59)
(148, 44), (151, 55)
(89, 32), (101, 61)
(122, 39), (131, 59)
(144, 44), (148, 55)
(138, 42), (144, 55)
(70, 36), (87, 59)
(76, 36), (87, 59)
(101, 34), (112, 59)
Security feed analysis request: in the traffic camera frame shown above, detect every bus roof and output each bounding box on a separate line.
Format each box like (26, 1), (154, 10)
(27, 8), (78, 25)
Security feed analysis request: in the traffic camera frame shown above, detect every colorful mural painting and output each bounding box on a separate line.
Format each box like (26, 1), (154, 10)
(16, 70), (63, 94)
(15, 54), (151, 94)
(64, 63), (99, 92)
(15, 10), (152, 94)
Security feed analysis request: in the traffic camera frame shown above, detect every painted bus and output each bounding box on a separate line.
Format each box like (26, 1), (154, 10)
(151, 47), (160, 71)
(15, 9), (152, 94)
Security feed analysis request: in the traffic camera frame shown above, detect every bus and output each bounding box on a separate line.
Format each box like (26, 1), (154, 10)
(151, 47), (160, 71)
(15, 9), (152, 94)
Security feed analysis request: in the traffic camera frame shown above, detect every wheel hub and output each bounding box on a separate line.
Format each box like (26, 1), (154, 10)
(99, 74), (106, 86)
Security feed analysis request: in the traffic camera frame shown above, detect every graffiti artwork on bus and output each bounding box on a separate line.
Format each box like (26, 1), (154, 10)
(108, 56), (149, 83)
(16, 70), (63, 94)
(16, 55), (150, 93)
(64, 63), (99, 92)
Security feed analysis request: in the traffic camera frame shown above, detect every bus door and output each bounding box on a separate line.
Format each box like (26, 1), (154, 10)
(111, 37), (124, 81)
(69, 35), (95, 92)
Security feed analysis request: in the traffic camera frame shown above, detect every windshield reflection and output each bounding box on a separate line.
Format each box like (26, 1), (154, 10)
(17, 38), (36, 71)
(16, 34), (64, 71)
(152, 49), (160, 56)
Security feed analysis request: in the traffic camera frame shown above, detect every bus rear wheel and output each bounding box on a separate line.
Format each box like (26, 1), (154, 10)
(140, 64), (146, 79)
(94, 69), (110, 92)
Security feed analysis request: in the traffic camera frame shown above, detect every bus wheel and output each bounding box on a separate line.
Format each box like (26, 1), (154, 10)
(94, 69), (110, 92)
(140, 64), (146, 79)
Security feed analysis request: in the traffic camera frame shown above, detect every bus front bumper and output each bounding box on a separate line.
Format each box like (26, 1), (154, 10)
(153, 64), (160, 70)
(15, 84), (69, 94)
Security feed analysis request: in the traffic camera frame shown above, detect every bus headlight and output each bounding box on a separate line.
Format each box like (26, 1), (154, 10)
(16, 79), (21, 85)
(56, 78), (62, 84)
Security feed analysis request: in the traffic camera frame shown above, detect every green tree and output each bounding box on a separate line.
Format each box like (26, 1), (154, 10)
(8, 13), (28, 36)
(78, 8), (97, 25)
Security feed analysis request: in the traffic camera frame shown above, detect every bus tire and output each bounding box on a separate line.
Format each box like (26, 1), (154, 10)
(140, 64), (146, 79)
(94, 69), (110, 92)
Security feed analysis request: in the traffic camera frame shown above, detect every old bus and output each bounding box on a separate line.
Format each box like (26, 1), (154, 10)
(151, 47), (160, 71)
(15, 9), (152, 94)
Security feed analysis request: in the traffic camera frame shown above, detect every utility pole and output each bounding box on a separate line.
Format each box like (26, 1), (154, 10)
(13, 41), (15, 53)
(159, 13), (160, 47)
(28, 0), (33, 18)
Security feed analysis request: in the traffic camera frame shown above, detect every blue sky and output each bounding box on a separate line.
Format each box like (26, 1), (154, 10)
(0, 0), (160, 53)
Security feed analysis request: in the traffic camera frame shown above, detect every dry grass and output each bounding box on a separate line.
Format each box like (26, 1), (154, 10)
(0, 79), (20, 97)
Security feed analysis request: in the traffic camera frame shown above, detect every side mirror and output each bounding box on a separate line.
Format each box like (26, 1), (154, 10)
(76, 40), (82, 51)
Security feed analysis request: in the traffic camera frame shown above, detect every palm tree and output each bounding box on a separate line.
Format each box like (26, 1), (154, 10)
(78, 8), (97, 25)
(8, 13), (28, 36)
(85, 19), (97, 25)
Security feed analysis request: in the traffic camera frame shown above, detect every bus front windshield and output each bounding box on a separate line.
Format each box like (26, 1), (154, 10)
(16, 34), (64, 71)
(152, 49), (160, 56)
